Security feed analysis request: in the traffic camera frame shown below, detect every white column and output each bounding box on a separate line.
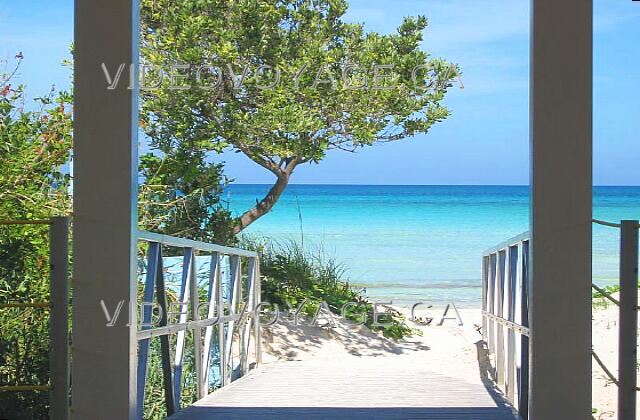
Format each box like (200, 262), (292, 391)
(72, 0), (140, 418)
(529, 1), (592, 419)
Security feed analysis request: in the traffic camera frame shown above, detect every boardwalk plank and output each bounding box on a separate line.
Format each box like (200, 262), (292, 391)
(169, 359), (520, 420)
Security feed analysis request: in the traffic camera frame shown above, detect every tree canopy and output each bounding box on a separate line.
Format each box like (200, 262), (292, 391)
(139, 146), (236, 244)
(141, 0), (460, 232)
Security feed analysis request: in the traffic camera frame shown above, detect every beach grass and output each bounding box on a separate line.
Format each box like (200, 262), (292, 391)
(241, 236), (417, 340)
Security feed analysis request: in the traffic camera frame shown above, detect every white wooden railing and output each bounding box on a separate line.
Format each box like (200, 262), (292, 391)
(135, 232), (262, 419)
(482, 232), (530, 419)
(485, 219), (640, 420)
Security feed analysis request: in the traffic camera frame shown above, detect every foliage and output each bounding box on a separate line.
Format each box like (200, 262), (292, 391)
(592, 284), (620, 300)
(590, 283), (640, 310)
(244, 237), (415, 340)
(0, 54), (72, 419)
(140, 284), (201, 420)
(0, 57), (72, 219)
(139, 147), (236, 245)
(142, 337), (201, 420)
(0, 0), (456, 410)
(140, 0), (460, 231)
(0, 53), (234, 419)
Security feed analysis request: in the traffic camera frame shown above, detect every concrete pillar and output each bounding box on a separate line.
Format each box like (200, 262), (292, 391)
(72, 0), (140, 418)
(529, 0), (592, 419)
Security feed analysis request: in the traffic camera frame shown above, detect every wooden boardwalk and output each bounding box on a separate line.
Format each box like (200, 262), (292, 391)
(170, 358), (520, 420)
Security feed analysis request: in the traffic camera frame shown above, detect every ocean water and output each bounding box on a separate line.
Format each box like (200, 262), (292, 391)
(225, 185), (640, 308)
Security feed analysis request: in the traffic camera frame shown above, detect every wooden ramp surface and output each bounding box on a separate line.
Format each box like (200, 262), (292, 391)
(170, 358), (520, 420)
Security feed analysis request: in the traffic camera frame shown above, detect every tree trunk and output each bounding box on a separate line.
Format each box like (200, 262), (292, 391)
(234, 173), (290, 233)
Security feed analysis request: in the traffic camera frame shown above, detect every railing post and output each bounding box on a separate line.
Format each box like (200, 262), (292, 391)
(505, 246), (516, 403)
(618, 220), (639, 420)
(518, 240), (530, 420)
(218, 257), (227, 388)
(49, 217), (69, 420)
(136, 242), (160, 419)
(240, 257), (256, 375)
(254, 256), (262, 366)
(238, 259), (246, 376)
(496, 251), (506, 387)
(488, 254), (496, 358)
(482, 256), (489, 342)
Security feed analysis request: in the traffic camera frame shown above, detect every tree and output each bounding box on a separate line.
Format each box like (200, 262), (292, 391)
(140, 0), (460, 233)
(139, 146), (236, 244)
(0, 56), (72, 219)
(0, 54), (72, 420)
(0, 53), (235, 418)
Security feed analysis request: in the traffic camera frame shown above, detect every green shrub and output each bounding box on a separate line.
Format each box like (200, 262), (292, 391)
(592, 284), (620, 299)
(592, 283), (622, 310)
(0, 55), (72, 419)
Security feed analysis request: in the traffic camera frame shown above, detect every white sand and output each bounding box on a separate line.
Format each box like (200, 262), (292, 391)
(261, 307), (490, 386)
(591, 295), (640, 419)
(258, 302), (633, 418)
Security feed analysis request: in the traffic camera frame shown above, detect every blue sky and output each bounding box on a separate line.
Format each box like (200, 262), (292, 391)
(1, 0), (638, 185)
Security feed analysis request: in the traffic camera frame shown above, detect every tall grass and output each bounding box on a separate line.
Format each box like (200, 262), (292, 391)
(242, 237), (416, 340)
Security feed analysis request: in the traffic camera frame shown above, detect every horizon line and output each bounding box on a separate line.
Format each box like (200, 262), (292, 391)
(227, 183), (640, 187)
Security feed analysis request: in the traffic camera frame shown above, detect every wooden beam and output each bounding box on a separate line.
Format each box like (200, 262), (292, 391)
(49, 217), (70, 420)
(618, 220), (639, 419)
(529, 0), (592, 418)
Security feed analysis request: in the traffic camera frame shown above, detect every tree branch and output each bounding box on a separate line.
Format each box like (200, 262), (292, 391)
(234, 171), (290, 233)
(233, 156), (301, 233)
(234, 141), (283, 176)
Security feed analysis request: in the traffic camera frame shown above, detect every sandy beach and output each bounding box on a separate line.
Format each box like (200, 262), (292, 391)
(591, 295), (640, 419)
(257, 303), (633, 419)
(260, 307), (494, 392)
(182, 307), (519, 419)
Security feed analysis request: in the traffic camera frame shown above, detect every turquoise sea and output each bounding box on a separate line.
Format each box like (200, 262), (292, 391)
(226, 185), (640, 308)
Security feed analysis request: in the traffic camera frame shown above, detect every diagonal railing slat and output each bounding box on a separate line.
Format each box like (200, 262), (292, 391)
(173, 247), (194, 408)
(200, 252), (220, 398)
(223, 255), (241, 386)
(190, 250), (204, 400)
(241, 257), (258, 375)
(154, 246), (178, 416)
